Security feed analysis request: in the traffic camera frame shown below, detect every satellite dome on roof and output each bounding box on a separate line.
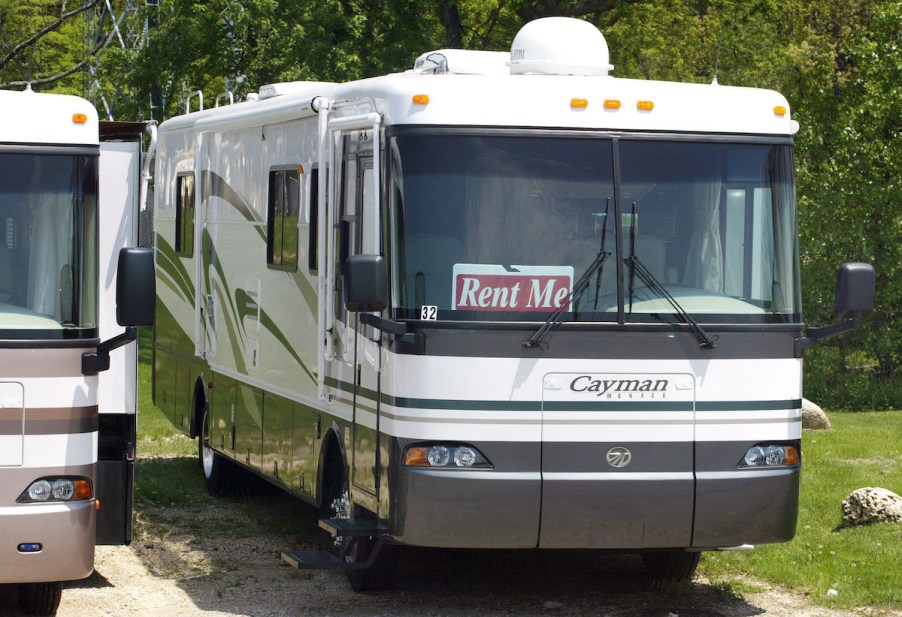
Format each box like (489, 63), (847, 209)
(509, 17), (613, 76)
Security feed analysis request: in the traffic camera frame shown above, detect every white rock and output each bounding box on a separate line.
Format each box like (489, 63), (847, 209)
(802, 398), (831, 430)
(827, 588), (839, 597)
(841, 487), (902, 526)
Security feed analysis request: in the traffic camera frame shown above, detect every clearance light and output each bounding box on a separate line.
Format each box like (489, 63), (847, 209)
(72, 113), (88, 124)
(17, 477), (93, 503)
(774, 106), (787, 117)
(412, 94), (430, 105)
(740, 444), (799, 468)
(637, 100), (655, 111)
(570, 98), (589, 109)
(404, 444), (492, 469)
(603, 99), (621, 110)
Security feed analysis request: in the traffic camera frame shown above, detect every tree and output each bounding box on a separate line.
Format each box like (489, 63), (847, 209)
(0, 0), (102, 92)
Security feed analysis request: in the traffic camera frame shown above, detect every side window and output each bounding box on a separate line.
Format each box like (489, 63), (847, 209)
(267, 167), (300, 271)
(175, 173), (194, 256)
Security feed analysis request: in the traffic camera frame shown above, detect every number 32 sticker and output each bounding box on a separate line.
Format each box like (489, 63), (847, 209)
(419, 305), (437, 320)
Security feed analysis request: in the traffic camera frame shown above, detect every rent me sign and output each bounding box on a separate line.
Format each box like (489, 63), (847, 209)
(452, 264), (574, 312)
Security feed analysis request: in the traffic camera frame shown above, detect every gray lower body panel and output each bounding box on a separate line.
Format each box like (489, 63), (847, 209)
(389, 438), (799, 550)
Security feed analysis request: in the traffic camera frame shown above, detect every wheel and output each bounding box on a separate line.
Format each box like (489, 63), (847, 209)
(641, 550), (701, 583)
(345, 535), (399, 592)
(198, 408), (230, 495)
(17, 581), (63, 615)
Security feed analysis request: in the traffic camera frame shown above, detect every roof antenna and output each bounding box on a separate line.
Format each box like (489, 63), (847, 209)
(711, 25), (724, 85)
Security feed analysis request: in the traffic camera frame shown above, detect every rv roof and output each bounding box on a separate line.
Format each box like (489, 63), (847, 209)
(0, 88), (98, 146)
(160, 18), (795, 138)
(258, 81), (338, 100)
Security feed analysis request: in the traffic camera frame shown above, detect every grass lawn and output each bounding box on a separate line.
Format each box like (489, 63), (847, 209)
(701, 411), (902, 610)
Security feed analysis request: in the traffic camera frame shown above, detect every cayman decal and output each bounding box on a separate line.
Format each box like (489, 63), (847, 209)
(570, 376), (670, 397)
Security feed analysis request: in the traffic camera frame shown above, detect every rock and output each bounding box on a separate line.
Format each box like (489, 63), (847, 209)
(802, 398), (831, 430)
(543, 601), (564, 610)
(827, 588), (839, 597)
(841, 487), (902, 526)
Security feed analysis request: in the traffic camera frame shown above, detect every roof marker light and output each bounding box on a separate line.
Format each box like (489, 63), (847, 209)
(570, 98), (589, 109)
(637, 100), (654, 111)
(412, 94), (430, 105)
(774, 105), (787, 116)
(603, 99), (621, 110)
(72, 113), (88, 124)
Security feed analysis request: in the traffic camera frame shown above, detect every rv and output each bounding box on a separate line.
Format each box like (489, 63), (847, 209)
(151, 17), (873, 591)
(0, 89), (154, 614)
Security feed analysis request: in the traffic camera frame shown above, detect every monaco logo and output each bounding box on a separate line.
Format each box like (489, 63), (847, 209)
(605, 446), (633, 468)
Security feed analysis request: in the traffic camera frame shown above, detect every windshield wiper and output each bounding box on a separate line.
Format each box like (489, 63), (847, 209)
(524, 199), (610, 349)
(624, 203), (718, 349)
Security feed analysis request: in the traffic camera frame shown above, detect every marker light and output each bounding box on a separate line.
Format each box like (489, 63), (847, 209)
(412, 94), (430, 105)
(603, 99), (621, 109)
(404, 443), (492, 469)
(570, 98), (589, 109)
(774, 105), (787, 116)
(18, 477), (93, 503)
(740, 444), (799, 468)
(637, 100), (654, 111)
(18, 543), (42, 553)
(72, 113), (88, 124)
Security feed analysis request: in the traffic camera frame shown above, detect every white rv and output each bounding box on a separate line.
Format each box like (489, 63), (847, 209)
(151, 18), (873, 591)
(0, 89), (154, 614)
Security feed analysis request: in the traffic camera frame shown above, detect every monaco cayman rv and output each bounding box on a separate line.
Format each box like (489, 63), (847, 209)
(151, 17), (873, 591)
(0, 89), (154, 614)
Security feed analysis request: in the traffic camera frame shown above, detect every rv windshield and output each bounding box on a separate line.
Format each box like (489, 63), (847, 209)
(389, 132), (799, 324)
(0, 150), (98, 338)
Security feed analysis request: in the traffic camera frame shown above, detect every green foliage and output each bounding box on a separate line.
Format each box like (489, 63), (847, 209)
(0, 0), (90, 92)
(112, 0), (442, 119)
(702, 412), (902, 609)
(2, 0), (898, 407)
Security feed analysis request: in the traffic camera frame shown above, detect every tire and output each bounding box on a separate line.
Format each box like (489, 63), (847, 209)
(198, 409), (230, 496)
(17, 581), (63, 616)
(641, 550), (701, 583)
(345, 536), (399, 593)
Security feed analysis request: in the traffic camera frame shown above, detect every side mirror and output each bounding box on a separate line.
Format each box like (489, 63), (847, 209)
(116, 247), (155, 326)
(835, 262), (875, 319)
(343, 254), (388, 313)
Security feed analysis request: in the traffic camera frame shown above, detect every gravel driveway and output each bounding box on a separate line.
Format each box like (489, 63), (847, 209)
(0, 468), (896, 617)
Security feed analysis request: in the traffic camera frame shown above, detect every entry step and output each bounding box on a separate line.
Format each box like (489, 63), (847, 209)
(319, 517), (378, 538)
(281, 548), (343, 570)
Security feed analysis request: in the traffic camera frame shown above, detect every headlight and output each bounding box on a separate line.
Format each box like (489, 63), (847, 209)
(739, 444), (799, 468)
(404, 444), (492, 469)
(17, 477), (93, 503)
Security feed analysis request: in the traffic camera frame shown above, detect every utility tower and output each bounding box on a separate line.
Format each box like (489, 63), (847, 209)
(84, 0), (159, 121)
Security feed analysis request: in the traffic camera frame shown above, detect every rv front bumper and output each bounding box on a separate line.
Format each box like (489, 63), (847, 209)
(0, 500), (96, 583)
(389, 439), (799, 550)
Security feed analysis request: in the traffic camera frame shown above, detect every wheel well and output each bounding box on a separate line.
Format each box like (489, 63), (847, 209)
(188, 378), (207, 439)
